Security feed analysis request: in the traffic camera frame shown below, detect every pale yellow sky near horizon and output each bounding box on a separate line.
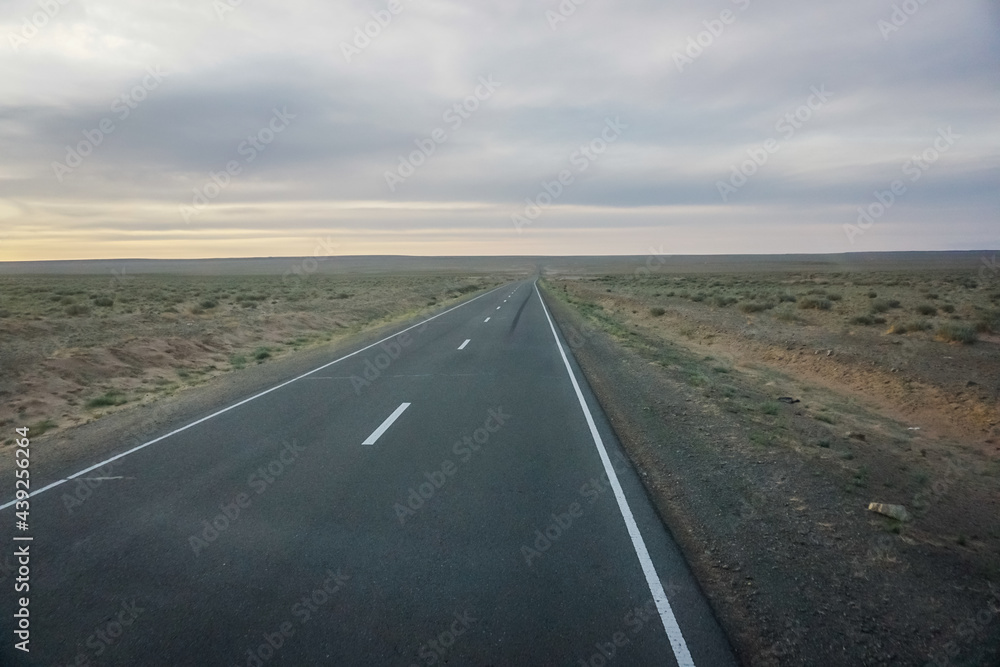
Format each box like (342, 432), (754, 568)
(2, 200), (995, 262)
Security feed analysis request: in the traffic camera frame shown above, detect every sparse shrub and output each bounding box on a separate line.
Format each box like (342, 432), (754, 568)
(870, 299), (900, 313)
(935, 324), (977, 344)
(850, 315), (875, 325)
(254, 347), (271, 360)
(93, 296), (114, 307)
(230, 354), (247, 369)
(711, 295), (737, 307)
(799, 298), (832, 310)
(940, 304), (955, 313)
(957, 277), (977, 289)
(827, 293), (843, 301)
(760, 401), (781, 415)
(690, 292), (706, 302)
(773, 309), (804, 323)
(65, 304), (90, 316)
(649, 307), (665, 317)
(777, 293), (797, 303)
(740, 301), (775, 313)
(888, 320), (930, 335)
(29, 419), (58, 435)
(86, 392), (127, 408)
(974, 310), (1000, 333)
(200, 299), (218, 309)
(867, 291), (877, 298)
(915, 304), (937, 316)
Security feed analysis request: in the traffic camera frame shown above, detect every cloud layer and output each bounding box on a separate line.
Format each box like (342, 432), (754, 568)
(1, 0), (998, 259)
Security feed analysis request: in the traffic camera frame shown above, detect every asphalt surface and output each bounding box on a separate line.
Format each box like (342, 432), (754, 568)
(1, 279), (737, 666)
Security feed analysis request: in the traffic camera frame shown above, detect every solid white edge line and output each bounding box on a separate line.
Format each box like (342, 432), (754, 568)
(361, 402), (411, 445)
(533, 280), (696, 667)
(458, 339), (470, 350)
(0, 283), (511, 511)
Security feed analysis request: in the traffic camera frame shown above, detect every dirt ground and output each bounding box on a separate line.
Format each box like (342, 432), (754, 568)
(541, 269), (1000, 666)
(0, 273), (503, 445)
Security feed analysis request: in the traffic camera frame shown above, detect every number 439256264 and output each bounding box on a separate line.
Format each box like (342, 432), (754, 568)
(15, 427), (30, 520)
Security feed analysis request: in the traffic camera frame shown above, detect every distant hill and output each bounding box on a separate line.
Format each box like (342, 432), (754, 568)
(0, 251), (993, 275)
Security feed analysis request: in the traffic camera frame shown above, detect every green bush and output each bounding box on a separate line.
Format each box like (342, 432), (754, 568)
(915, 304), (937, 316)
(649, 307), (665, 317)
(935, 323), (977, 344)
(200, 299), (218, 309)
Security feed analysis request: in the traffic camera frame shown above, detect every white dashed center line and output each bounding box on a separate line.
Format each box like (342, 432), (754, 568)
(484, 317), (490, 323)
(458, 339), (470, 350)
(362, 402), (411, 445)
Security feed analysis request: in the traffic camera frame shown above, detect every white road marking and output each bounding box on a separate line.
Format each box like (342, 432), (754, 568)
(484, 317), (490, 323)
(0, 283), (511, 511)
(362, 402), (411, 445)
(496, 306), (501, 310)
(534, 281), (696, 667)
(458, 339), (470, 350)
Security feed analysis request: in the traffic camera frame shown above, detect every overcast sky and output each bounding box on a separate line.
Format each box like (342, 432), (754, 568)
(1, 0), (998, 260)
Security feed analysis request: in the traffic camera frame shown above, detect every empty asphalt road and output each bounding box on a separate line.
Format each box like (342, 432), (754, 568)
(1, 279), (737, 666)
